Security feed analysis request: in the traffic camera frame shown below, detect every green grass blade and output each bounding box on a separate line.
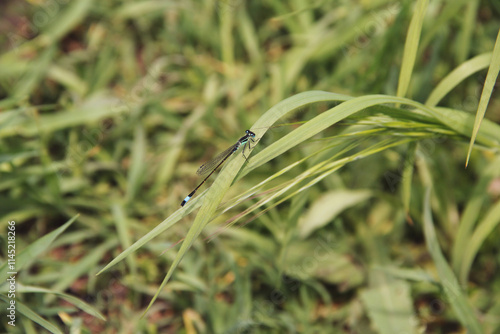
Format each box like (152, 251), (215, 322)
(40, 0), (95, 45)
(0, 97), (128, 139)
(247, 95), (408, 173)
(227, 138), (413, 231)
(47, 64), (88, 96)
(0, 150), (38, 164)
(45, 238), (118, 304)
(237, 9), (263, 64)
(111, 203), (137, 275)
(12, 45), (56, 99)
(397, 0), (428, 99)
(126, 124), (147, 202)
(115, 1), (178, 19)
(432, 107), (500, 147)
(466, 29), (500, 166)
(97, 208), (194, 275)
(251, 90), (352, 130)
(425, 53), (492, 107)
(15, 284), (106, 320)
(456, 0), (479, 64)
(459, 200), (500, 283)
(0, 215), (78, 283)
(422, 187), (483, 333)
(452, 155), (500, 277)
(220, 2), (235, 70)
(0, 294), (63, 333)
(373, 265), (437, 284)
(402, 141), (417, 220)
(245, 93), (498, 177)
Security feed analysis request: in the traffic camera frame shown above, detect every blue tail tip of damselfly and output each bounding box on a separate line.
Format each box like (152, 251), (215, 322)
(181, 196), (191, 207)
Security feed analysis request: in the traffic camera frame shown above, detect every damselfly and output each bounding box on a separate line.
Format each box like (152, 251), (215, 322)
(181, 130), (257, 206)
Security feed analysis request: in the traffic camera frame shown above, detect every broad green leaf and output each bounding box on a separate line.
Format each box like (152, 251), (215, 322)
(298, 190), (372, 238)
(283, 240), (364, 289)
(361, 279), (416, 334)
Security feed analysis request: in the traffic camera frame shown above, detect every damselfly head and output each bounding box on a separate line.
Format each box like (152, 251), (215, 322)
(246, 130), (256, 137)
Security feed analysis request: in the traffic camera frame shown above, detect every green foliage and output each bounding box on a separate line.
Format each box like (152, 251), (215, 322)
(0, 0), (499, 333)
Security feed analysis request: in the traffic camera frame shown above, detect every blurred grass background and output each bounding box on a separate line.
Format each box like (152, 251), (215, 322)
(0, 0), (500, 333)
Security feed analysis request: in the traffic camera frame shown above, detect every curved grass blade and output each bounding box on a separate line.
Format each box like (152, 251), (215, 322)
(452, 155), (500, 278)
(459, 200), (500, 284)
(12, 284), (106, 320)
(425, 52), (492, 107)
(242, 93), (498, 179)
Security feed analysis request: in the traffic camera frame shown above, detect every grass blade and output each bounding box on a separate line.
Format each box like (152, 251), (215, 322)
(422, 187), (483, 333)
(466, 29), (500, 166)
(459, 200), (500, 283)
(126, 124), (147, 202)
(0, 294), (62, 333)
(452, 155), (500, 278)
(397, 0), (428, 99)
(425, 53), (492, 107)
(0, 215), (78, 282)
(15, 284), (106, 320)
